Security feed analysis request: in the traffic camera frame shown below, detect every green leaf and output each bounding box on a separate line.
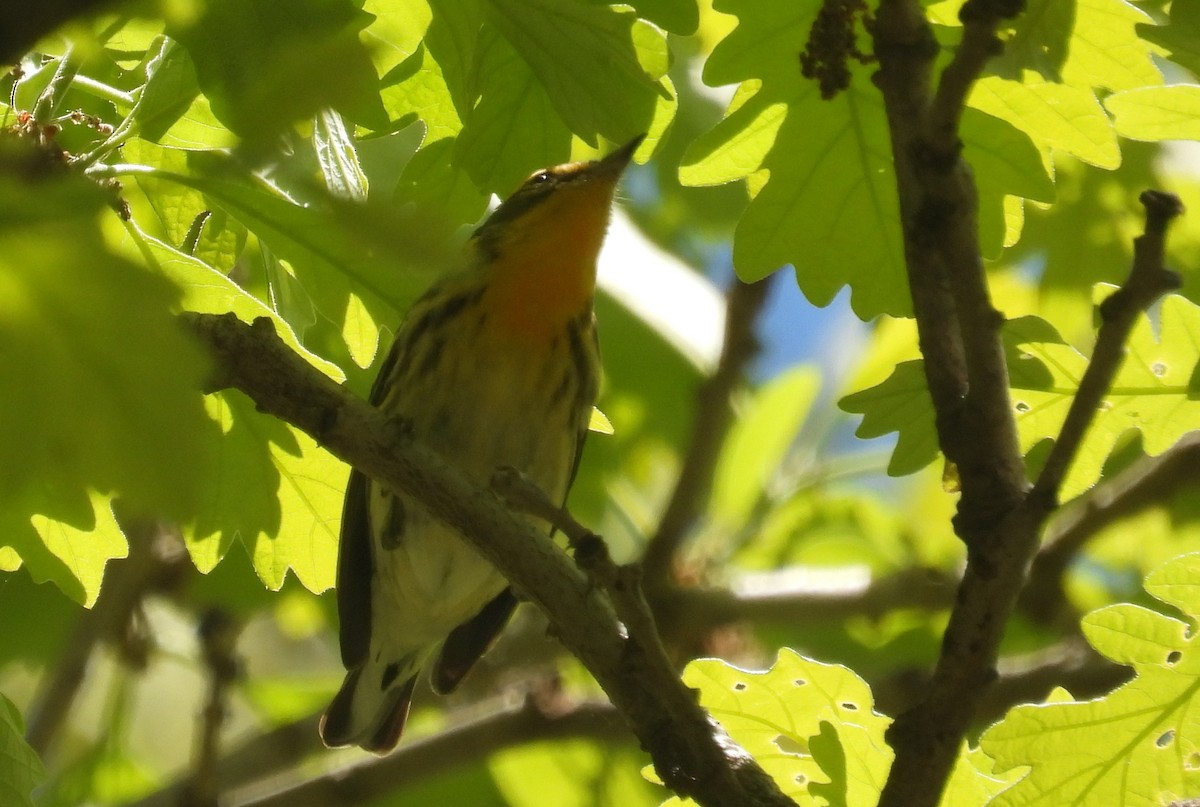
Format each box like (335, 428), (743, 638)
(0, 695), (45, 807)
(701, 0), (814, 88)
(425, 0), (486, 119)
(122, 222), (344, 381)
(981, 552), (1200, 806)
(688, 0), (912, 317)
(989, 0), (1074, 83)
(961, 108), (1055, 258)
(711, 366), (820, 527)
(623, 0), (698, 36)
(138, 161), (445, 334)
(588, 408), (614, 435)
(122, 198), (348, 595)
(1139, 2), (1200, 77)
(1009, 293), (1200, 499)
(9, 491), (128, 608)
(393, 137), (491, 234)
(362, 0), (433, 76)
(313, 110), (382, 368)
(122, 139), (246, 271)
(492, 740), (661, 807)
(313, 109), (369, 203)
(739, 82), (906, 317)
(124, 38), (214, 147)
(839, 361), (938, 477)
(841, 296), (1200, 498)
(188, 391), (344, 593)
(483, 0), (666, 147)
(656, 649), (1010, 805)
(680, 83), (784, 187)
(671, 650), (892, 804)
(379, 44), (463, 140)
(452, 26), (574, 194)
(168, 0), (388, 146)
(958, 0), (1151, 169)
(1059, 0), (1159, 92)
(1106, 85), (1200, 143)
(939, 0), (1160, 93)
(969, 76), (1119, 169)
(0, 154), (214, 553)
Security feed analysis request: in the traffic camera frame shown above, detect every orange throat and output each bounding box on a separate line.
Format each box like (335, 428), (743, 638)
(483, 184), (611, 341)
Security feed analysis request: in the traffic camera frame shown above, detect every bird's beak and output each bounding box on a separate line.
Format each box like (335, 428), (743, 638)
(597, 134), (645, 175)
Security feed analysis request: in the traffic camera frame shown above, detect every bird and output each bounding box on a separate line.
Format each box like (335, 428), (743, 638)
(319, 136), (642, 753)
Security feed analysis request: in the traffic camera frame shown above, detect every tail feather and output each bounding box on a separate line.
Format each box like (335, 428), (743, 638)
(319, 656), (421, 754)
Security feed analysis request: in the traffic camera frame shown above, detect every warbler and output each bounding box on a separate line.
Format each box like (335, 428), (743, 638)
(319, 136), (641, 753)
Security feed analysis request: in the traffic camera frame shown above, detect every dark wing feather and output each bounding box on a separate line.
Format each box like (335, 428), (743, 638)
(336, 467), (373, 668)
(336, 337), (407, 669)
(432, 588), (519, 694)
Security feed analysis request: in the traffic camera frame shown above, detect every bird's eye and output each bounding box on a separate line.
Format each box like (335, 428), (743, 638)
(529, 171), (551, 185)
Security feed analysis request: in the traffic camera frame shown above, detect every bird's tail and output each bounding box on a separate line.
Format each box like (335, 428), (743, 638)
(319, 652), (424, 754)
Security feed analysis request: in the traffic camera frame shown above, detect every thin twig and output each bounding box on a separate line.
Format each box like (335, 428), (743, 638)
(182, 609), (243, 807)
(129, 715), (322, 807)
(667, 566), (957, 635)
(31, 46), (79, 125)
(872, 637), (1130, 724)
(232, 699), (624, 807)
(492, 467), (668, 671)
(1021, 401), (1200, 625)
(24, 519), (183, 756)
(1030, 191), (1185, 505)
(641, 277), (771, 588)
(182, 312), (795, 807)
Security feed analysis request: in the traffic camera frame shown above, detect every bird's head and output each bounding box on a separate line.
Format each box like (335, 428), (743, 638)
(472, 137), (643, 339)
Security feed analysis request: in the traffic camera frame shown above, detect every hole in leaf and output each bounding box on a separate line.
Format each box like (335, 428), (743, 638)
(793, 678), (807, 687)
(1152, 361), (1168, 377)
(1168, 650), (1182, 664)
(1156, 730), (1175, 749)
(774, 734), (805, 754)
(1014, 401), (1030, 413)
(841, 702), (858, 711)
(733, 682), (747, 691)
(1186, 752), (1200, 771)
(794, 774), (807, 785)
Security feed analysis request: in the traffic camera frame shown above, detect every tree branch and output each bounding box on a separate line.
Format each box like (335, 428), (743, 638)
(879, 190), (1186, 807)
(182, 609), (242, 807)
(181, 312), (795, 807)
(231, 699), (625, 807)
(868, 2), (1138, 805)
(641, 277), (771, 588)
(667, 566), (957, 640)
